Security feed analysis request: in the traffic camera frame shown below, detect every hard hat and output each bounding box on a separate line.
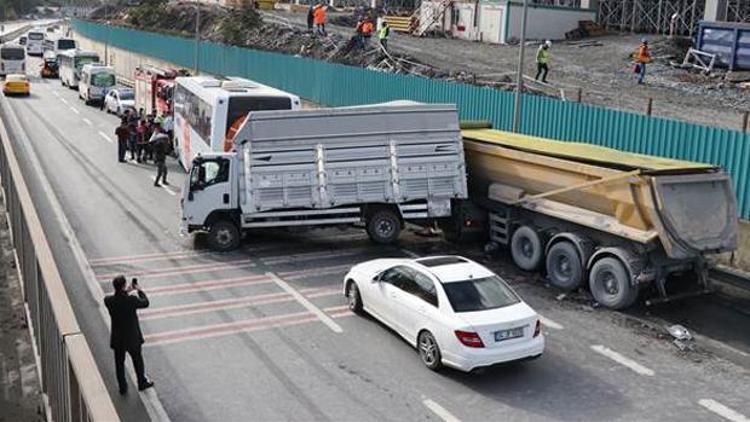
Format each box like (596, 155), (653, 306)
(545, 40), (552, 47)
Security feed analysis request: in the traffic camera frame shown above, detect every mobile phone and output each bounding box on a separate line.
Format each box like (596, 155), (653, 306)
(131, 278), (139, 287)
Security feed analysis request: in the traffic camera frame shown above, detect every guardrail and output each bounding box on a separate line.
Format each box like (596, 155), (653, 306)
(0, 105), (119, 419)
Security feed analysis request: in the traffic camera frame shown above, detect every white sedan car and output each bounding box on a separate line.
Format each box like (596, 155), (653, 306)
(343, 256), (544, 372)
(104, 88), (135, 116)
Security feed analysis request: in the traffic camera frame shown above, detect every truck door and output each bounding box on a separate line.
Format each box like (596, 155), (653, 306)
(182, 157), (235, 231)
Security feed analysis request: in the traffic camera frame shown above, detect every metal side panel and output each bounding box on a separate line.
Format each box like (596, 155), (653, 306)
(651, 173), (739, 255)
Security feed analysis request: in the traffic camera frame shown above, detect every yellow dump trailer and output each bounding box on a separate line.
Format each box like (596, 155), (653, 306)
(449, 128), (738, 309)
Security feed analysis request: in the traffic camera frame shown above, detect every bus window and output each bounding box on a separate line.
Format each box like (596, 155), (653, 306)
(1, 48), (25, 60)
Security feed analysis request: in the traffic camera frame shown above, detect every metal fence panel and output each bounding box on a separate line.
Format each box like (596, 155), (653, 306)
(73, 20), (750, 218)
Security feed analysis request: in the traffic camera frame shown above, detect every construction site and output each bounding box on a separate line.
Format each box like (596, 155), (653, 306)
(86, 0), (750, 130)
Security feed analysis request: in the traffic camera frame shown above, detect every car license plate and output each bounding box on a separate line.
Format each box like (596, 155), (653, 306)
(494, 327), (524, 342)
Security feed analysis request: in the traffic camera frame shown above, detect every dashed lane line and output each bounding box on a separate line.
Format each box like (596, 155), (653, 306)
(590, 345), (655, 376)
(82, 117), (92, 126)
(98, 131), (113, 143)
(59, 97), (68, 105)
(698, 399), (749, 422)
(539, 315), (564, 330)
(267, 272), (343, 333)
(423, 399), (462, 422)
(69, 106), (79, 115)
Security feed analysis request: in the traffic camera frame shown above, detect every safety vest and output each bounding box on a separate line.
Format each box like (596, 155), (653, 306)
(635, 45), (651, 63)
(536, 46), (550, 64)
(378, 26), (390, 40)
(313, 6), (326, 25)
(362, 21), (374, 35)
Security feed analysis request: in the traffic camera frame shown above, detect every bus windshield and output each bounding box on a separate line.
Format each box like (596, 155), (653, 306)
(28, 33), (44, 41)
(75, 56), (99, 70)
(226, 96), (292, 136)
(1, 48), (25, 60)
(57, 39), (76, 50)
(92, 73), (115, 87)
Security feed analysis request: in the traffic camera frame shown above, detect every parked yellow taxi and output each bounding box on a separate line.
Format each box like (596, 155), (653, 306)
(3, 74), (30, 96)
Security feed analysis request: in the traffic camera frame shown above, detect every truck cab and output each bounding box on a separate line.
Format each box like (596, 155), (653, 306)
(181, 153), (240, 249)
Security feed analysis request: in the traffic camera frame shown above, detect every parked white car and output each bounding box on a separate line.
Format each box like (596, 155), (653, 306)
(104, 88), (135, 116)
(343, 256), (544, 372)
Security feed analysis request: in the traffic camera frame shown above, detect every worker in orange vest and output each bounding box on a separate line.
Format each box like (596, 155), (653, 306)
(313, 3), (327, 36)
(361, 17), (374, 47)
(634, 38), (652, 84)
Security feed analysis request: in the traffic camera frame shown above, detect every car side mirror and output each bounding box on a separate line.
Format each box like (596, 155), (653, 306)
(373, 272), (384, 283)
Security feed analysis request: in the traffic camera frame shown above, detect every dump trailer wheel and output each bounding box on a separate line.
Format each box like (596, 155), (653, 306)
(510, 225), (543, 271)
(588, 257), (638, 309)
(366, 209), (402, 244)
(207, 219), (241, 252)
(546, 241), (584, 291)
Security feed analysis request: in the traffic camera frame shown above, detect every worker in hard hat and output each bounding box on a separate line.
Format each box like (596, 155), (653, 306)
(378, 21), (390, 51)
(535, 40), (551, 83)
(634, 38), (652, 84)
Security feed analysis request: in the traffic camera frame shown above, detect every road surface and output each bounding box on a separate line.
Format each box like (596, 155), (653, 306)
(1, 54), (750, 422)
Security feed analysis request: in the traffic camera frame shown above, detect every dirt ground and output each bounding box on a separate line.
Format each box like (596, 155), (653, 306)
(0, 192), (44, 422)
(266, 10), (750, 131)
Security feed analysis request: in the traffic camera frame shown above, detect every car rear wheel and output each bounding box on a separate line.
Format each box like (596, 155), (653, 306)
(418, 331), (442, 371)
(346, 281), (363, 314)
(588, 257), (638, 310)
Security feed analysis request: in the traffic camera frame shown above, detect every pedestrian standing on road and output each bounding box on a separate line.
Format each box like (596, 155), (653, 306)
(634, 38), (652, 85)
(136, 119), (148, 163)
(104, 276), (153, 395)
(115, 119), (129, 163)
(313, 3), (327, 37)
(307, 4), (315, 31)
(378, 21), (390, 51)
(535, 40), (551, 83)
(151, 127), (170, 187)
(127, 121), (138, 161)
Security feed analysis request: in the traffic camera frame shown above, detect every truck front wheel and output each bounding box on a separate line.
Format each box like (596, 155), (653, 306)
(366, 209), (402, 244)
(588, 257), (638, 309)
(207, 220), (241, 251)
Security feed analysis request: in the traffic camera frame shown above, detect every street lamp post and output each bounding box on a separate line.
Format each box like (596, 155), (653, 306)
(194, 0), (201, 74)
(512, 0), (529, 133)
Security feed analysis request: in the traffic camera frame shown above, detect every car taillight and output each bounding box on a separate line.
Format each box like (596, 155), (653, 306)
(533, 320), (542, 338)
(455, 330), (485, 348)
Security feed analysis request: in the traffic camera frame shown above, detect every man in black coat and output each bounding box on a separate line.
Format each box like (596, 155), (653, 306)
(104, 275), (154, 395)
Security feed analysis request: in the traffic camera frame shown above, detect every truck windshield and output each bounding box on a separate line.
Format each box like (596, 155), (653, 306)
(92, 73), (115, 87)
(1, 48), (25, 60)
(191, 159), (229, 190)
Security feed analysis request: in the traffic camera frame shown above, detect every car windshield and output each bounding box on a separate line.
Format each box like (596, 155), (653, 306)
(7, 75), (26, 82)
(1, 48), (25, 60)
(92, 73), (115, 87)
(442, 275), (521, 313)
(119, 91), (134, 100)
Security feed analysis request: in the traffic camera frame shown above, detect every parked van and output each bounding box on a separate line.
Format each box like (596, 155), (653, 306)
(79, 64), (115, 105)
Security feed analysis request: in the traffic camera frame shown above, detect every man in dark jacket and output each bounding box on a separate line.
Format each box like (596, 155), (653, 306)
(104, 275), (153, 395)
(151, 127), (170, 187)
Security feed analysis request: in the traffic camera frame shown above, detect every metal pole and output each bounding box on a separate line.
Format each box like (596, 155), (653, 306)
(512, 0), (529, 133)
(195, 0), (201, 74)
(104, 2), (109, 66)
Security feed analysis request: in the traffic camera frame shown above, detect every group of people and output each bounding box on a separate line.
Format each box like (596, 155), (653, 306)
(114, 109), (173, 187)
(306, 3), (391, 51)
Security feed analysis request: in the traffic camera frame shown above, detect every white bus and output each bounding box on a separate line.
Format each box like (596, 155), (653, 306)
(173, 76), (301, 169)
(59, 49), (100, 89)
(79, 64), (116, 105)
(0, 44), (26, 77)
(26, 31), (45, 56)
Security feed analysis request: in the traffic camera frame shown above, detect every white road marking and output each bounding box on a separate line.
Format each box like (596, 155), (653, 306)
(539, 315), (564, 330)
(699, 399), (750, 422)
(82, 118), (92, 126)
(267, 272), (343, 333)
(401, 248), (420, 258)
(590, 345), (654, 376)
(52, 91), (60, 97)
(60, 98), (68, 105)
(69, 106), (79, 115)
(423, 399), (462, 422)
(150, 175), (177, 196)
(0, 95), (173, 422)
(98, 131), (113, 143)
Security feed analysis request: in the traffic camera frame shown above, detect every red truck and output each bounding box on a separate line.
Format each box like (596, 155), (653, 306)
(134, 65), (184, 116)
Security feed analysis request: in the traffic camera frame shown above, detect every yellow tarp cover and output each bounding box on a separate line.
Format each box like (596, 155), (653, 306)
(462, 129), (714, 173)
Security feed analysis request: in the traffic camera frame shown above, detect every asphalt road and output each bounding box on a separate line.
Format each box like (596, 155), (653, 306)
(2, 55), (750, 422)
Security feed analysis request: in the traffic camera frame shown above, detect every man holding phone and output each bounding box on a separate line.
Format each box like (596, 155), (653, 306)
(104, 275), (154, 395)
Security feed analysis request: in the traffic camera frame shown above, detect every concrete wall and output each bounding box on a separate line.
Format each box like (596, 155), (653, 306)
(506, 3), (596, 41)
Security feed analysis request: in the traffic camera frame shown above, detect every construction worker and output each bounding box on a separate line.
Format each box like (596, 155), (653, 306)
(361, 17), (374, 47)
(535, 40), (551, 83)
(313, 3), (327, 37)
(634, 38), (652, 84)
(307, 4), (314, 31)
(378, 20), (390, 51)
